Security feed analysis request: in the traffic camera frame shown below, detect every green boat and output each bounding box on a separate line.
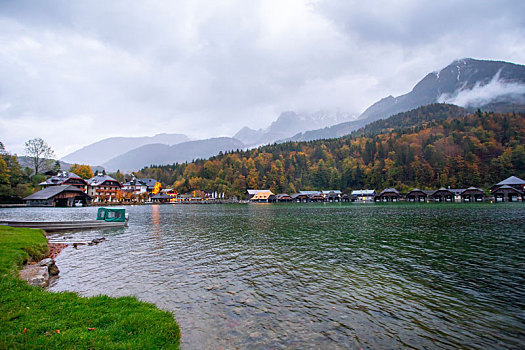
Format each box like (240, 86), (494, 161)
(0, 208), (128, 231)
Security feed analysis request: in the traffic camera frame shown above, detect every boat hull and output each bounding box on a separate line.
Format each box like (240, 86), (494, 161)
(0, 220), (127, 231)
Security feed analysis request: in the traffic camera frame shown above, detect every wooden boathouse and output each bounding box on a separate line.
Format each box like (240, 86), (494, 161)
(406, 189), (428, 202)
(376, 188), (401, 202)
(24, 185), (92, 207)
(275, 194), (293, 202)
(250, 191), (276, 203)
(492, 185), (523, 202)
(430, 188), (455, 202)
(459, 187), (485, 202)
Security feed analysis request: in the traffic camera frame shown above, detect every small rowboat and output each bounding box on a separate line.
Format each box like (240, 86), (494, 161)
(0, 208), (128, 231)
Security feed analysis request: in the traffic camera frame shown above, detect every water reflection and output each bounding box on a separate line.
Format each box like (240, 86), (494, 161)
(1, 204), (524, 349)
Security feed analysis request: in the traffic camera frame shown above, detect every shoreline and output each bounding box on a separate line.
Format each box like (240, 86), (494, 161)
(0, 226), (181, 349)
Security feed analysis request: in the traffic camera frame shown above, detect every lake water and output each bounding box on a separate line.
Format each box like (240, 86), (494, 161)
(2, 203), (524, 349)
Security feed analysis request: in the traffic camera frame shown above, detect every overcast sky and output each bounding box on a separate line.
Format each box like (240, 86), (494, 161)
(1, 0), (524, 157)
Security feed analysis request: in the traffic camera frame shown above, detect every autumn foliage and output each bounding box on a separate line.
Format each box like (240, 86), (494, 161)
(136, 105), (525, 198)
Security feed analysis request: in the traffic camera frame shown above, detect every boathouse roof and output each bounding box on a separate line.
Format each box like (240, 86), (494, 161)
(462, 186), (485, 194)
(299, 190), (321, 196)
(379, 188), (400, 195)
(251, 191), (274, 201)
(493, 185), (523, 193)
(351, 190), (376, 196)
(24, 185), (90, 200)
(495, 176), (525, 186)
(275, 194), (292, 199)
(407, 188), (426, 195)
(151, 193), (172, 200)
(247, 189), (273, 195)
(322, 190), (342, 195)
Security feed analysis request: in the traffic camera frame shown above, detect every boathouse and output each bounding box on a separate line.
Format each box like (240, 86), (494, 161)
(39, 171), (88, 192)
(291, 193), (309, 203)
(430, 188), (454, 202)
(350, 190), (376, 202)
(247, 189), (272, 200)
(24, 185), (92, 207)
(304, 191), (324, 202)
(490, 176), (525, 193)
(406, 189), (427, 202)
(275, 194), (293, 202)
(460, 187), (485, 202)
(151, 192), (172, 204)
(323, 190), (342, 202)
(87, 174), (122, 203)
(250, 191), (275, 203)
(492, 185), (523, 202)
(376, 188), (401, 202)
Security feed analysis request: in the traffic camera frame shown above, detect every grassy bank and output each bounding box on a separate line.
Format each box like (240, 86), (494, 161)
(0, 226), (180, 349)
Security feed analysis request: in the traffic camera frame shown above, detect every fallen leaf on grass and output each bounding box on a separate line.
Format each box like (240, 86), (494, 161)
(22, 328), (27, 334)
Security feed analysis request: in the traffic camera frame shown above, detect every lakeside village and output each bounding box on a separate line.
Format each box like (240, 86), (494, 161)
(21, 170), (525, 207)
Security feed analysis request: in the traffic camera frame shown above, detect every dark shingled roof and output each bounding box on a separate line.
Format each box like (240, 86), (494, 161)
(24, 185), (90, 200)
(151, 193), (172, 199)
(138, 178), (158, 188)
(494, 185), (524, 193)
(380, 188), (400, 195)
(275, 194), (291, 199)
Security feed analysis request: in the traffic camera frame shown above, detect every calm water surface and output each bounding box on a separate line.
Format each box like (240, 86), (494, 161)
(2, 204), (524, 349)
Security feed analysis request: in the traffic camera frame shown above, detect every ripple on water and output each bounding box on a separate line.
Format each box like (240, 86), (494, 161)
(2, 203), (524, 349)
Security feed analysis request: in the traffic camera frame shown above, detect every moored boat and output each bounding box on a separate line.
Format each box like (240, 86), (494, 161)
(0, 208), (128, 231)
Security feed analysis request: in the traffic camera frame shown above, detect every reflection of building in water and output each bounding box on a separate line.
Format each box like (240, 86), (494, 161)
(152, 204), (161, 226)
(150, 204), (163, 242)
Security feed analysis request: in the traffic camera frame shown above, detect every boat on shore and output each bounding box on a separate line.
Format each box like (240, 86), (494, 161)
(0, 208), (128, 231)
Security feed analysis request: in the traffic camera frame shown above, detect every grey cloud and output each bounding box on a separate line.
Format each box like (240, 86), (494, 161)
(316, 0), (525, 46)
(0, 0), (524, 157)
(438, 71), (525, 107)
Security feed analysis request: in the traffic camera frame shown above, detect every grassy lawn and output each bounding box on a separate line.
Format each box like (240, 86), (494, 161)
(0, 226), (180, 349)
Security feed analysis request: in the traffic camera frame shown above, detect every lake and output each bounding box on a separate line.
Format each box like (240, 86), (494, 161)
(2, 203), (524, 349)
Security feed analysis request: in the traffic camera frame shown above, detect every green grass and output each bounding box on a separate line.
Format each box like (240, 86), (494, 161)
(0, 226), (180, 349)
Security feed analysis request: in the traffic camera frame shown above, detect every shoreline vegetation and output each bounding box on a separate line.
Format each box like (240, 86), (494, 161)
(0, 226), (180, 349)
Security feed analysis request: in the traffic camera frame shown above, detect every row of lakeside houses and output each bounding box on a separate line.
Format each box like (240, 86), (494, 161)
(23, 171), (525, 207)
(247, 176), (525, 204)
(24, 171), (225, 206)
(24, 171), (162, 207)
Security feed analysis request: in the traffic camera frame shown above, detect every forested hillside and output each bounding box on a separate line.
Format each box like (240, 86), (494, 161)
(135, 104), (525, 198)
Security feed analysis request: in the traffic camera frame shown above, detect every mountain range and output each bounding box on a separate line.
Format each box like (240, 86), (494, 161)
(62, 133), (189, 166)
(286, 58), (525, 142)
(61, 58), (525, 172)
(102, 137), (245, 171)
(233, 111), (356, 146)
